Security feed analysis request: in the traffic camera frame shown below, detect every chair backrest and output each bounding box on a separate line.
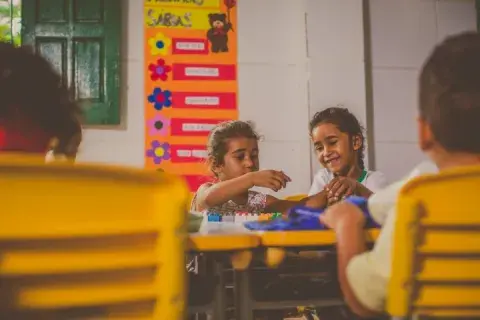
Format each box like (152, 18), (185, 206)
(387, 165), (480, 318)
(0, 155), (189, 319)
(284, 194), (308, 202)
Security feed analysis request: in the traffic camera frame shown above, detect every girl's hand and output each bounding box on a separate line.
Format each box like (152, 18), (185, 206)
(249, 170), (291, 192)
(326, 177), (358, 203)
(327, 193), (340, 206)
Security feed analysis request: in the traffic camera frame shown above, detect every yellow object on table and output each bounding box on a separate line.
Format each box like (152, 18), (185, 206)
(284, 194), (308, 201)
(258, 213), (272, 221)
(0, 154), (190, 319)
(387, 166), (480, 318)
(258, 212), (283, 221)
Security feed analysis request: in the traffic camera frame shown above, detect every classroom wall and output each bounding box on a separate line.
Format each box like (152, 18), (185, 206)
(77, 0), (367, 198)
(76, 0), (477, 196)
(244, 0), (367, 197)
(306, 0), (367, 190)
(237, 0), (312, 197)
(370, 0), (476, 182)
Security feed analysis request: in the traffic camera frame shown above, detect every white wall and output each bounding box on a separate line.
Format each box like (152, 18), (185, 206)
(241, 0), (366, 197)
(306, 0), (367, 178)
(237, 0), (311, 197)
(77, 0), (477, 195)
(370, 0), (477, 182)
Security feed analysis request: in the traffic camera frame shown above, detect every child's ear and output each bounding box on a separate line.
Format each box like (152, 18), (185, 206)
(208, 158), (222, 176)
(212, 166), (221, 176)
(417, 116), (434, 151)
(352, 135), (362, 151)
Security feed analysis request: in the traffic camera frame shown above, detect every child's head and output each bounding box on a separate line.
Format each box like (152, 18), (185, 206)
(418, 32), (480, 167)
(309, 107), (365, 175)
(207, 120), (260, 180)
(0, 42), (82, 159)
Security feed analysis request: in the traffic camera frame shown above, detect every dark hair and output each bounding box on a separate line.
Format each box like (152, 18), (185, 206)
(0, 42), (82, 157)
(309, 106), (365, 170)
(207, 120), (260, 172)
(419, 32), (480, 153)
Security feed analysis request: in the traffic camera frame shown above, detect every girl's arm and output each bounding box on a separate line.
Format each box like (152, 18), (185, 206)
(196, 170), (291, 211)
(264, 190), (329, 214)
(195, 174), (253, 211)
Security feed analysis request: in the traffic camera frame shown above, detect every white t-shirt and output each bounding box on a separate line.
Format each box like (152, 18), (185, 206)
(345, 161), (438, 312)
(308, 168), (388, 196)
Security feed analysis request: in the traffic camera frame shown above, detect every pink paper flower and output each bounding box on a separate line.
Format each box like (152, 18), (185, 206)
(147, 114), (170, 136)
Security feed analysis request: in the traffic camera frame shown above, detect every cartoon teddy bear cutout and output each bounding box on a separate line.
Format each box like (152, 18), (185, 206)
(207, 13), (232, 53)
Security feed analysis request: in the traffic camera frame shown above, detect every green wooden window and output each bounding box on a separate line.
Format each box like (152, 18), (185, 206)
(22, 0), (122, 125)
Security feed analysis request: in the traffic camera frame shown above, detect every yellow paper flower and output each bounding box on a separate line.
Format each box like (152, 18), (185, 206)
(148, 32), (171, 56)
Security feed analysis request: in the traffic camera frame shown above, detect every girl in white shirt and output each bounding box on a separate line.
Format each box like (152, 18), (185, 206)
(308, 107), (387, 205)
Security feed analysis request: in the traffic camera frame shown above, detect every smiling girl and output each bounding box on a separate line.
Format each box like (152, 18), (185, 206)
(308, 107), (387, 205)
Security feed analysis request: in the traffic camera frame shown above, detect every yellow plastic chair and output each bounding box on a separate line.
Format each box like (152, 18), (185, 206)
(284, 194), (308, 202)
(0, 155), (189, 319)
(387, 165), (480, 319)
(187, 192), (195, 211)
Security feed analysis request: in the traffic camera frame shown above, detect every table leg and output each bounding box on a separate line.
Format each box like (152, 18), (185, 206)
(211, 257), (226, 320)
(234, 268), (253, 320)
